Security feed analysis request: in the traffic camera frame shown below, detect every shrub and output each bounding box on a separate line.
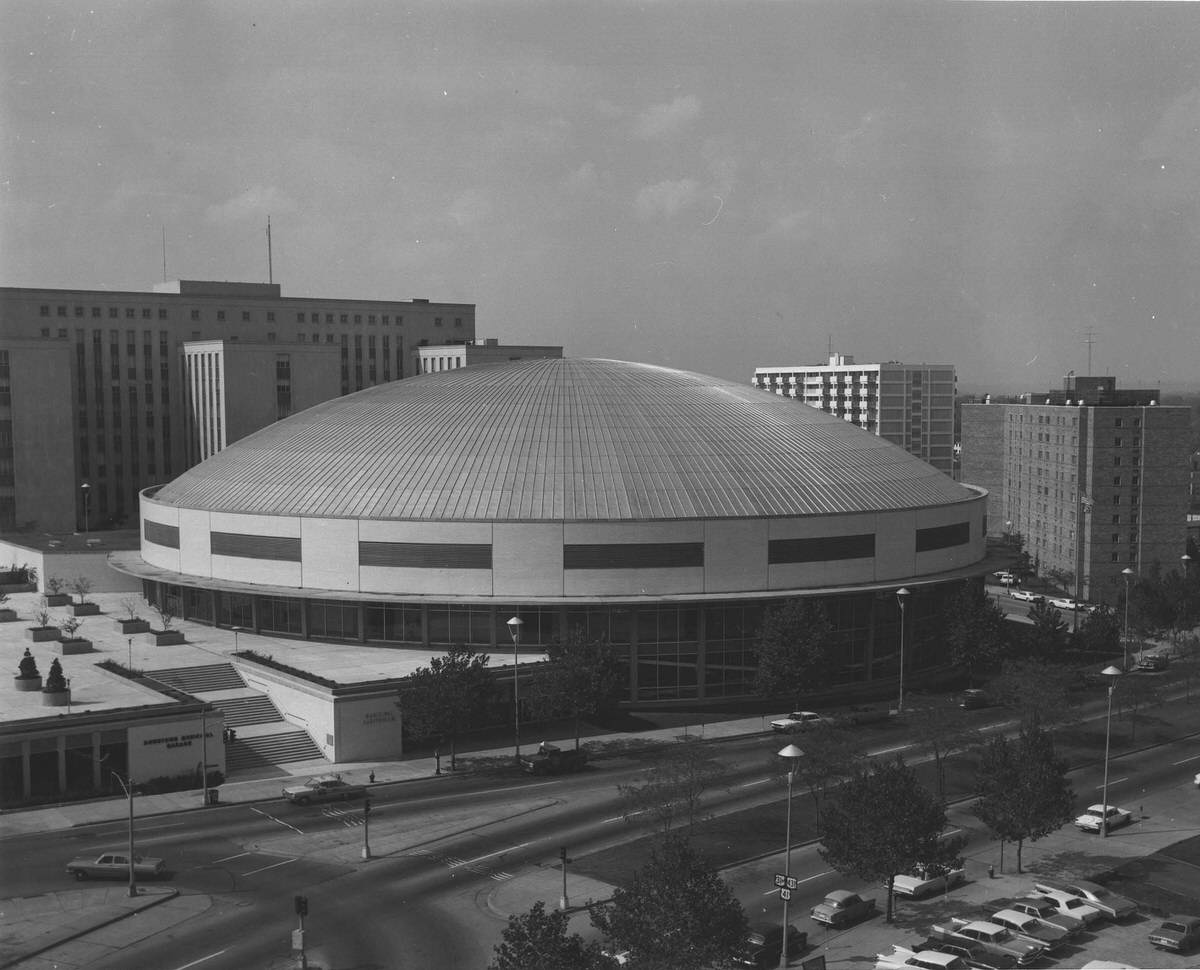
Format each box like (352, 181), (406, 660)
(70, 576), (94, 604)
(46, 576), (65, 595)
(119, 597), (143, 621)
(59, 615), (83, 640)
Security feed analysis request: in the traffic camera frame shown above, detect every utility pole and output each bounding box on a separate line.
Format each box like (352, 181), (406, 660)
(293, 895), (308, 969)
(362, 797), (372, 860)
(559, 845), (570, 911)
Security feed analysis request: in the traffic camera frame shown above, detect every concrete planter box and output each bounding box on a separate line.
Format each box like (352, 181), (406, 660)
(41, 688), (71, 707)
(43, 593), (71, 607)
(26, 626), (61, 643)
(13, 676), (43, 691)
(70, 603), (101, 617)
(0, 608), (17, 622)
(115, 617), (151, 635)
(144, 629), (185, 646)
(0, 582), (36, 594)
(57, 638), (93, 655)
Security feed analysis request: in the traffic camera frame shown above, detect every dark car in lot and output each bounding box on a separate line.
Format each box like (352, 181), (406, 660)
(734, 922), (807, 967)
(917, 938), (1018, 969)
(1149, 914), (1200, 953)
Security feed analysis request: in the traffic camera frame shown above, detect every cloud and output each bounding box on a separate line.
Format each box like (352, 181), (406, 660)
(634, 178), (700, 220)
(563, 162), (601, 195)
(204, 186), (296, 225)
(633, 95), (701, 140)
(447, 189), (492, 229)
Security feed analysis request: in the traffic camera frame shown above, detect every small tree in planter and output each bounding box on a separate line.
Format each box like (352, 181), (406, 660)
(114, 597), (151, 634)
(14, 647), (42, 691)
(44, 576), (71, 607)
(0, 590), (16, 622)
(69, 576), (99, 616)
(145, 597), (185, 645)
(56, 615), (93, 655)
(25, 599), (61, 642)
(42, 657), (70, 706)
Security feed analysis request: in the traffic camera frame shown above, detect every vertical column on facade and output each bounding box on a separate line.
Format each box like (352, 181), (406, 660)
(21, 740), (31, 800)
(694, 608), (707, 701)
(627, 607), (639, 703)
(356, 602), (365, 643)
(56, 736), (67, 794)
(419, 603), (429, 648)
(250, 596), (260, 634)
(864, 596), (878, 683)
(299, 598), (309, 640)
(91, 730), (102, 790)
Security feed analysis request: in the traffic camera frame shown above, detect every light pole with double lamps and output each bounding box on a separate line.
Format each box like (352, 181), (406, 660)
(1099, 665), (1123, 837)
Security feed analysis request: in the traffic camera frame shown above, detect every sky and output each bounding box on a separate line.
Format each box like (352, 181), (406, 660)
(4, 1), (1200, 392)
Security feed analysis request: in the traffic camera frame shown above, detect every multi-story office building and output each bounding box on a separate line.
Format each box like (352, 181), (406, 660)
(960, 375), (1191, 602)
(0, 281), (475, 534)
(416, 338), (562, 374)
(752, 354), (957, 475)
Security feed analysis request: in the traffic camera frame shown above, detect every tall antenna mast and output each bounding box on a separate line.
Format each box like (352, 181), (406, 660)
(266, 216), (273, 284)
(161, 225), (167, 281)
(1083, 327), (1096, 376)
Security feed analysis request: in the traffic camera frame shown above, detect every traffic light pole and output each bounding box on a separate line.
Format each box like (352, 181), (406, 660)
(293, 895), (308, 969)
(560, 845), (570, 911)
(362, 797), (372, 860)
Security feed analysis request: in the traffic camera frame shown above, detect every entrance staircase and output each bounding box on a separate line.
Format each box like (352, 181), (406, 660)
(146, 662), (325, 774)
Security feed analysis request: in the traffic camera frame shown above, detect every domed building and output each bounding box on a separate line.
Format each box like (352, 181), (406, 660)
(124, 358), (989, 704)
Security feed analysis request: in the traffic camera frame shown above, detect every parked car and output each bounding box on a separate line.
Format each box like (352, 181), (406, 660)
(66, 849), (166, 881)
(734, 922), (807, 968)
(875, 945), (967, 970)
(810, 890), (877, 927)
(988, 909), (1070, 953)
(771, 711), (828, 733)
(1048, 596), (1076, 610)
(281, 774), (366, 805)
(892, 863), (966, 899)
(520, 742), (588, 775)
(1032, 879), (1137, 921)
(1006, 896), (1086, 935)
(828, 704), (890, 727)
(1074, 803), (1133, 833)
(916, 939), (1018, 970)
(1008, 589), (1044, 603)
(993, 571), (1015, 584)
(1024, 887), (1103, 927)
(1149, 914), (1200, 952)
(958, 689), (990, 710)
(1136, 654), (1170, 671)
(930, 920), (1046, 966)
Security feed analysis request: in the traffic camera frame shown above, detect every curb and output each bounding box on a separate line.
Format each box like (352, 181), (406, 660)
(0, 888), (179, 970)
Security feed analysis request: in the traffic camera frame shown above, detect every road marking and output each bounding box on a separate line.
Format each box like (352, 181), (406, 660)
(242, 857), (297, 876)
(1172, 754), (1200, 765)
(450, 842), (531, 869)
(870, 743), (914, 757)
(171, 950), (228, 969)
(1095, 777), (1127, 789)
(737, 778), (771, 788)
(213, 851), (253, 863)
(603, 808), (644, 823)
(251, 806), (303, 833)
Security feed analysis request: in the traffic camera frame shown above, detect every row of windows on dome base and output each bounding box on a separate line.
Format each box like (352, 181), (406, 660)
(150, 582), (951, 703)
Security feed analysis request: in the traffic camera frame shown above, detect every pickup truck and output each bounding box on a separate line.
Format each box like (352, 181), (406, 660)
(891, 864), (966, 899)
(810, 890), (877, 928)
(930, 920), (1046, 966)
(520, 743), (588, 775)
(281, 774), (366, 805)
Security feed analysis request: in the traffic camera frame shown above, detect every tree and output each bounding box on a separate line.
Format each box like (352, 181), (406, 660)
(942, 580), (1010, 684)
(1045, 567), (1074, 595)
(1074, 604), (1121, 658)
(973, 729), (1074, 874)
(754, 599), (837, 699)
(987, 659), (1081, 730)
(906, 703), (981, 803)
(528, 627), (623, 749)
(489, 900), (609, 970)
(590, 835), (747, 970)
(618, 741), (724, 836)
(774, 724), (866, 814)
(1024, 599), (1069, 660)
(818, 757), (962, 923)
(70, 575), (93, 605)
(399, 645), (494, 770)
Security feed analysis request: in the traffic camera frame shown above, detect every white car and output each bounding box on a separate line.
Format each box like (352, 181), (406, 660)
(1033, 878), (1138, 920)
(1074, 803), (1133, 833)
(1026, 887), (1103, 927)
(1049, 596), (1076, 610)
(875, 945), (966, 970)
(993, 571), (1015, 584)
(770, 711), (827, 733)
(1008, 589), (1043, 603)
(891, 864), (966, 899)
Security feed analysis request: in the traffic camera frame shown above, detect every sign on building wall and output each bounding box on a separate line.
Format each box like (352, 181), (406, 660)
(128, 715), (225, 781)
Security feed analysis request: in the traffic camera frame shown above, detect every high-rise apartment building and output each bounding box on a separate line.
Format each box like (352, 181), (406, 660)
(752, 354), (957, 475)
(0, 281), (475, 534)
(960, 375), (1191, 603)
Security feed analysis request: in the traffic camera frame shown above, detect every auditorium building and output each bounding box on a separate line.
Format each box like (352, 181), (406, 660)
(114, 358), (992, 705)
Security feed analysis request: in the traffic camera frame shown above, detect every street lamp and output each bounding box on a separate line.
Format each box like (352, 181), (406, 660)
(110, 771), (137, 897)
(1099, 665), (1123, 838)
(231, 626), (243, 656)
(1121, 567), (1135, 671)
(81, 483), (91, 540)
(506, 616), (524, 760)
(895, 588), (910, 716)
(777, 743), (804, 970)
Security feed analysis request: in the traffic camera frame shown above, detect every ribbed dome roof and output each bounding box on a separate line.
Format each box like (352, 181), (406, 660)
(154, 358), (973, 521)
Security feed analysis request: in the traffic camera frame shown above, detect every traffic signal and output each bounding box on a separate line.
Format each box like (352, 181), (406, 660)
(560, 845), (569, 865)
(363, 798), (371, 817)
(294, 895), (308, 917)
